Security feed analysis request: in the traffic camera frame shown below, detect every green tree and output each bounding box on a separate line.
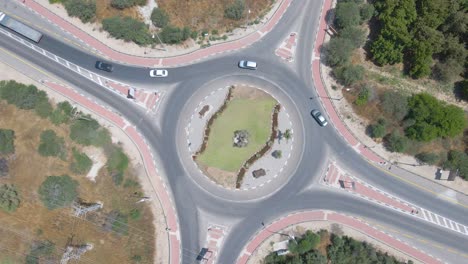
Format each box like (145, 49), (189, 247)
(333, 64), (364, 86)
(381, 91), (408, 121)
(432, 59), (464, 83)
(224, 0), (245, 20)
(385, 130), (408, 152)
(34, 99), (53, 118)
(443, 150), (468, 180)
(70, 148), (92, 174)
(102, 16), (152, 45)
(38, 175), (78, 210)
(106, 146), (129, 185)
(405, 93), (466, 141)
(50, 101), (74, 125)
(0, 184), (20, 212)
(354, 86), (370, 106)
(360, 3), (375, 22)
(415, 0), (450, 28)
(458, 80), (468, 101)
(323, 37), (354, 67)
(368, 118), (387, 138)
(408, 41), (432, 78)
(334, 2), (361, 29)
(0, 129), (15, 154)
(340, 26), (366, 48)
(370, 35), (404, 65)
(64, 0), (96, 23)
(38, 130), (66, 159)
(151, 8), (169, 28)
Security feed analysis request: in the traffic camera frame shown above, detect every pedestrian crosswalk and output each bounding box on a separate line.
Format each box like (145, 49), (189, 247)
(419, 209), (467, 236)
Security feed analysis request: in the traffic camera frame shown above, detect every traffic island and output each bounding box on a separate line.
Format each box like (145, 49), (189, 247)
(193, 85), (279, 188)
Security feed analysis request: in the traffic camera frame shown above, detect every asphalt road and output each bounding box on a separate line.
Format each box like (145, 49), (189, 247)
(0, 0), (467, 263)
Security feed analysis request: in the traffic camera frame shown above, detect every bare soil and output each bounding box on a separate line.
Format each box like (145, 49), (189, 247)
(231, 85), (274, 100)
(0, 102), (155, 263)
(203, 165), (237, 187)
(158, 0), (273, 32)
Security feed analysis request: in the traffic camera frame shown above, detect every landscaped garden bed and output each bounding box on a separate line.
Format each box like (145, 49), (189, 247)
(194, 85), (278, 188)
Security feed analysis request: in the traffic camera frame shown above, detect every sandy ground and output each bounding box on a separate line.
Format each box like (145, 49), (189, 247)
(247, 220), (422, 264)
(0, 61), (168, 264)
(35, 0), (284, 58)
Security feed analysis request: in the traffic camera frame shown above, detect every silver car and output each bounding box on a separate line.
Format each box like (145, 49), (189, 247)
(311, 109), (328, 127)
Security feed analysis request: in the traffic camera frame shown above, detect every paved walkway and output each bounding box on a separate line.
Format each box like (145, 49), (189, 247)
(22, 0), (293, 67)
(237, 210), (443, 264)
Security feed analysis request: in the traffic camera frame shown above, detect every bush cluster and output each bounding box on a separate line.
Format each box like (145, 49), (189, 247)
(38, 130), (67, 159)
(69, 115), (111, 146)
(106, 146), (129, 186)
(151, 8), (170, 28)
(0, 184), (20, 212)
(0, 80), (51, 116)
(264, 229), (407, 264)
(102, 16), (152, 46)
(224, 0), (245, 20)
(63, 0), (96, 23)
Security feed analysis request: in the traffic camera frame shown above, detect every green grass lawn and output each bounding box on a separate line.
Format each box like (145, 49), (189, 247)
(197, 97), (277, 172)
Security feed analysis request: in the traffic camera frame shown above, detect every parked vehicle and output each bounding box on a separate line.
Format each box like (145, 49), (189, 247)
(0, 12), (43, 43)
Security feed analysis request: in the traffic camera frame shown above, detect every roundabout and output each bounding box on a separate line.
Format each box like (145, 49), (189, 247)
(173, 74), (307, 200)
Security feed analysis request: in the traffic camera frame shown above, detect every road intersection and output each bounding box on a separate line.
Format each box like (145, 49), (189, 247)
(1, 0), (467, 263)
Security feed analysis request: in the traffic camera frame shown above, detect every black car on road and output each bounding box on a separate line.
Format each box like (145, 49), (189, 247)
(95, 61), (114, 72)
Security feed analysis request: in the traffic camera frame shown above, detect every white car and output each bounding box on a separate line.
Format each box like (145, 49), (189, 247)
(238, 60), (257, 70)
(149, 69), (168, 77)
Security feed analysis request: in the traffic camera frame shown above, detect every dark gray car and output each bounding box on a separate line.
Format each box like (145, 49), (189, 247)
(311, 109), (328, 127)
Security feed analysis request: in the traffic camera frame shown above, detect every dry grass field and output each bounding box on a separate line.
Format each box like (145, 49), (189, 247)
(158, 0), (273, 31)
(0, 102), (155, 264)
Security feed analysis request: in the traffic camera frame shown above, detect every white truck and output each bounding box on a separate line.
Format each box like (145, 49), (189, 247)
(0, 11), (43, 43)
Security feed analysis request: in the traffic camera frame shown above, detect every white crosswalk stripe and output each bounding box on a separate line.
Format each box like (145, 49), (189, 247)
(420, 209), (467, 236)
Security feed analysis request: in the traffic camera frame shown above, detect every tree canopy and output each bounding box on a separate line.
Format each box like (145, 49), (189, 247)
(38, 175), (78, 210)
(405, 93), (466, 141)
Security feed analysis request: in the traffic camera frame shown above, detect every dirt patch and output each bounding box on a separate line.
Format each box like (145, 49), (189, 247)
(158, 0), (273, 32)
(231, 85), (274, 100)
(203, 165), (237, 187)
(95, 0), (142, 22)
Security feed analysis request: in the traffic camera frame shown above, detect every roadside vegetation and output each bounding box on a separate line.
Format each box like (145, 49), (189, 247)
(324, 0), (468, 180)
(51, 0), (274, 46)
(264, 229), (411, 264)
(0, 80), (155, 263)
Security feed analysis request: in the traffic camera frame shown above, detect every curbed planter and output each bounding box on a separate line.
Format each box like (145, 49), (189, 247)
(236, 104), (281, 188)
